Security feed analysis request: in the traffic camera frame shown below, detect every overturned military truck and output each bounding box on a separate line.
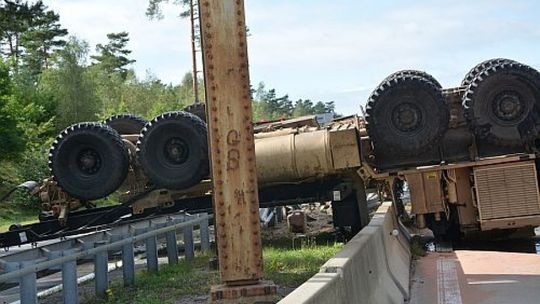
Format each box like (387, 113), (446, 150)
(43, 58), (540, 239)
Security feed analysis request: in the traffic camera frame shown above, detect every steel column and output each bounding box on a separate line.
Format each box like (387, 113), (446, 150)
(199, 0), (264, 285)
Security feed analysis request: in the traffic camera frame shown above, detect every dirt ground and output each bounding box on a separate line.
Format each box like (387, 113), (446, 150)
(261, 202), (335, 240)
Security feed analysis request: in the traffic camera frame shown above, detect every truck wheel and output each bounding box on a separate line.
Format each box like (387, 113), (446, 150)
(461, 58), (516, 87)
(383, 70), (442, 88)
(462, 61), (540, 146)
(136, 111), (209, 190)
(182, 103), (207, 122)
(366, 74), (449, 155)
(49, 123), (129, 200)
(104, 113), (147, 135)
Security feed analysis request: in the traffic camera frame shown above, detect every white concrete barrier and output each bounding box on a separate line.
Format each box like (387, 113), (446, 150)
(279, 203), (410, 304)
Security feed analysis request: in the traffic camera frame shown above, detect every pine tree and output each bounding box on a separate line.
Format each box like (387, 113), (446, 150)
(0, 0), (42, 69)
(91, 32), (135, 80)
(146, 0), (191, 19)
(20, 9), (67, 76)
(0, 0), (67, 75)
(293, 99), (315, 117)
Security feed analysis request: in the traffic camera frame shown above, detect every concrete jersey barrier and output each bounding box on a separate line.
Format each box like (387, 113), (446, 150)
(279, 202), (411, 304)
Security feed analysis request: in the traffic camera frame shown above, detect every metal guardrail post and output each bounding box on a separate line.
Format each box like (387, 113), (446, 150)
(19, 261), (37, 304)
(199, 213), (210, 252)
(43, 249), (62, 271)
(62, 250), (78, 304)
(20, 273), (37, 304)
(122, 239), (135, 286)
(183, 224), (194, 261)
(94, 241), (109, 297)
(166, 230), (179, 265)
(146, 235), (159, 272)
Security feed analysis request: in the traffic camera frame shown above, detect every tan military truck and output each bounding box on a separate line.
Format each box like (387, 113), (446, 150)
(359, 58), (540, 238)
(21, 58), (540, 241)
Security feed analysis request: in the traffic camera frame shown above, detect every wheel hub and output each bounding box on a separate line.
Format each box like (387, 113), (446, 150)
(164, 137), (189, 165)
(392, 102), (423, 132)
(77, 149), (101, 175)
(492, 91), (526, 122)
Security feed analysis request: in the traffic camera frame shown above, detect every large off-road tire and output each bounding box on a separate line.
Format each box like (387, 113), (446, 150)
(366, 74), (449, 155)
(136, 111), (209, 190)
(182, 103), (207, 122)
(104, 113), (147, 135)
(461, 58), (517, 87)
(49, 123), (129, 200)
(462, 61), (540, 146)
(383, 70), (442, 88)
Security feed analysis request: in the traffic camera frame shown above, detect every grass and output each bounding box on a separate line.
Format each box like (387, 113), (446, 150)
(0, 207), (38, 232)
(88, 253), (220, 304)
(0, 162), (39, 232)
(263, 241), (344, 287)
(90, 241), (344, 304)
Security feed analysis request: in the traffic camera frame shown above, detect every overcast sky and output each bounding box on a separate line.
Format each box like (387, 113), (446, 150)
(43, 0), (540, 115)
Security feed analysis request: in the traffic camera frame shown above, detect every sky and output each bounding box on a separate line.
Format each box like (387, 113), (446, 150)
(43, 0), (540, 115)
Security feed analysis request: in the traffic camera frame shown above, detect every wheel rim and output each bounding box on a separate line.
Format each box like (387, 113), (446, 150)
(164, 137), (189, 165)
(76, 148), (102, 175)
(391, 102), (423, 132)
(491, 91), (526, 123)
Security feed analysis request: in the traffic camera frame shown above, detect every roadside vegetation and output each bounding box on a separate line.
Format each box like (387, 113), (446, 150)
(87, 242), (343, 304)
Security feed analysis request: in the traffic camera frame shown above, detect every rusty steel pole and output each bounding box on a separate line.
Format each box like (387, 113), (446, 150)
(199, 0), (263, 284)
(190, 0), (200, 103)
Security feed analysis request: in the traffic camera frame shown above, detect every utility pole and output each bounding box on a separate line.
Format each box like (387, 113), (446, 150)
(199, 0), (277, 303)
(189, 0), (200, 103)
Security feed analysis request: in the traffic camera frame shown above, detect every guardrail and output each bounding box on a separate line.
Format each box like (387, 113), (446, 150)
(0, 213), (212, 304)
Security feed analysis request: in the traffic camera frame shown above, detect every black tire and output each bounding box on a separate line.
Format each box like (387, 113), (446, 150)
(366, 74), (449, 155)
(384, 70), (442, 88)
(136, 111), (209, 190)
(182, 103), (207, 122)
(462, 61), (540, 146)
(461, 58), (517, 87)
(104, 113), (147, 135)
(49, 123), (129, 200)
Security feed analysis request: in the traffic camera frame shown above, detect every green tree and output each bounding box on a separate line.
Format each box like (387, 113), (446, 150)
(292, 99), (315, 117)
(146, 0), (191, 19)
(0, 0), (37, 68)
(91, 32), (135, 80)
(0, 0), (65, 73)
(20, 8), (67, 76)
(323, 101), (336, 115)
(313, 101), (327, 114)
(86, 63), (125, 118)
(40, 36), (100, 129)
(0, 59), (24, 160)
(253, 82), (293, 120)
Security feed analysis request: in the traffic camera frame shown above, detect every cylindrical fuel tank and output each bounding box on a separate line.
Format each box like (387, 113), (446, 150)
(255, 129), (336, 184)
